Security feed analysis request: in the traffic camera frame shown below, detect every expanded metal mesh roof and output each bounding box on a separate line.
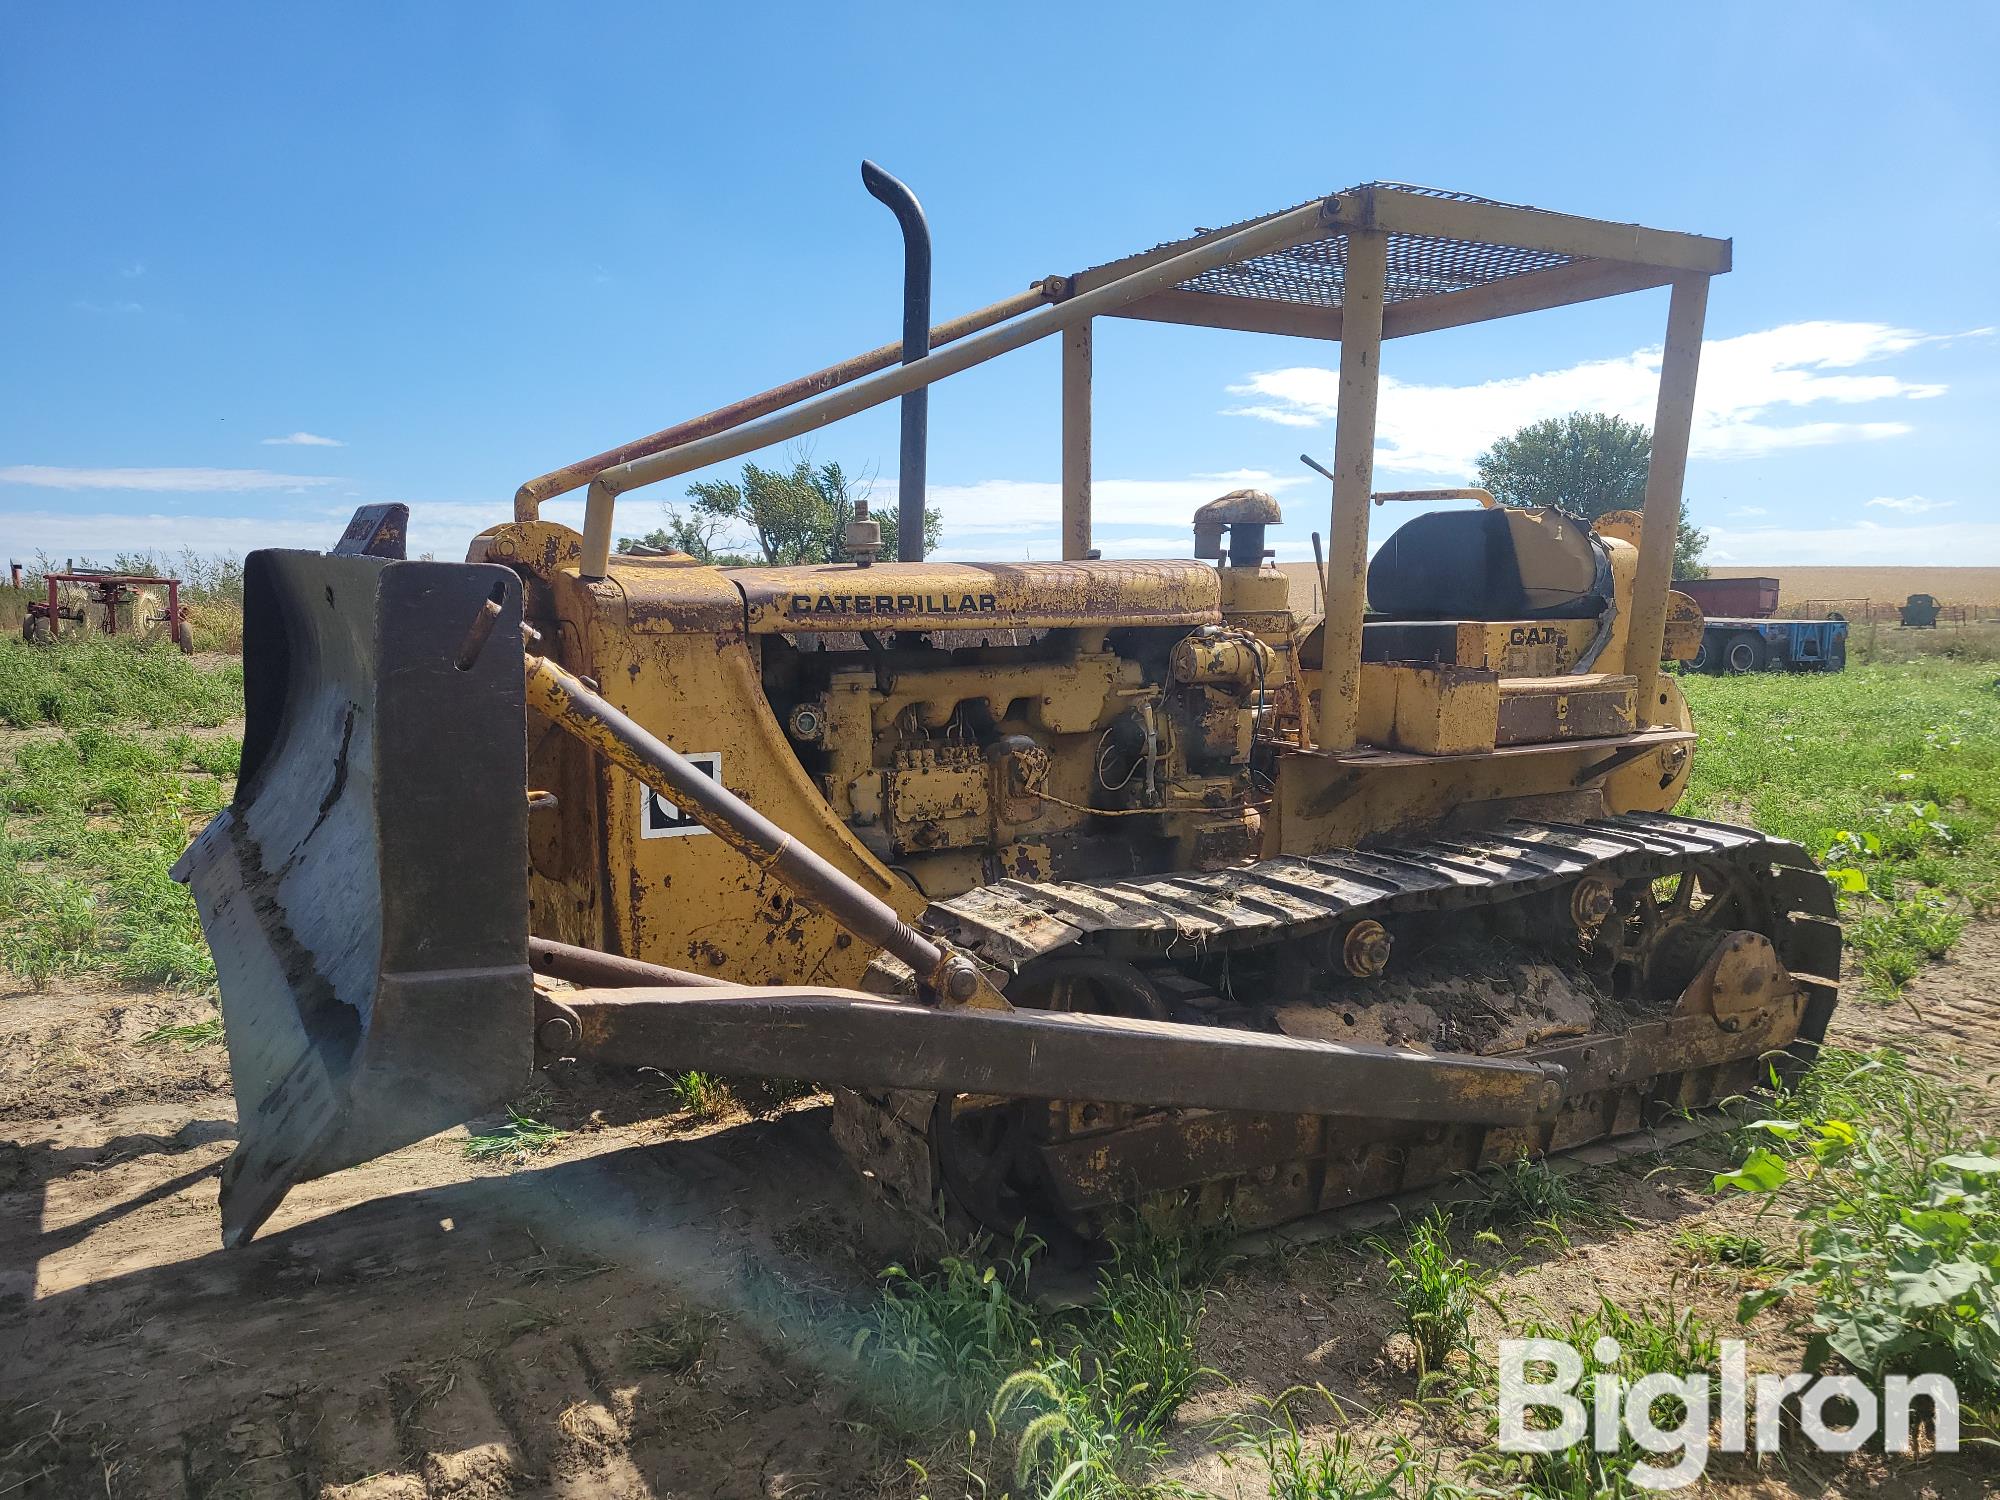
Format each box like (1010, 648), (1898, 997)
(1114, 182), (1576, 309)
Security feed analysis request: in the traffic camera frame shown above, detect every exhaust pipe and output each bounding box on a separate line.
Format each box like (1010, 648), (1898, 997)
(861, 160), (930, 562)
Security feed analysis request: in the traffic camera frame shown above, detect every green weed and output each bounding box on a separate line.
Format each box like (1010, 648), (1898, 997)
(1671, 1225), (1788, 1271)
(1224, 1388), (1469, 1500)
(1717, 1046), (2000, 1399)
(1369, 1208), (1497, 1382)
(1767, 1044), (1963, 1149)
(670, 1070), (733, 1122)
(463, 1108), (566, 1163)
(852, 1225), (1213, 1495)
(137, 1018), (225, 1051)
(626, 1309), (717, 1375)
(1461, 1156), (1628, 1246)
(989, 1352), (1175, 1500)
(852, 1236), (1045, 1434)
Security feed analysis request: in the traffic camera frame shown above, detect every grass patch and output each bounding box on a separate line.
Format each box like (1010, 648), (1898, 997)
(1671, 1225), (1788, 1272)
(1850, 617), (2000, 668)
(1369, 1207), (1498, 1382)
(854, 1237), (1047, 1435)
(1471, 1299), (1718, 1500)
(1679, 659), (2000, 993)
(1225, 1392), (1468, 1500)
(137, 1018), (225, 1051)
(463, 1108), (566, 1163)
(0, 725), (237, 989)
(852, 1226), (1214, 1497)
(626, 1309), (718, 1375)
(0, 637), (242, 729)
(1460, 1156), (1629, 1247)
(670, 1070), (734, 1122)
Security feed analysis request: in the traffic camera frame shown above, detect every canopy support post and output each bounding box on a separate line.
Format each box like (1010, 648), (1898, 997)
(1630, 276), (1709, 722)
(1315, 224), (1387, 753)
(1062, 320), (1093, 560)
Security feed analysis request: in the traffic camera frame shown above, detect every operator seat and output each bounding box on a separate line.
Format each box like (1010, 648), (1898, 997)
(1367, 506), (1609, 622)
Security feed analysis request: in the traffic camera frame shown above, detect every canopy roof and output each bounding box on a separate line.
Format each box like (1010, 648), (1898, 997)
(1068, 181), (1730, 341)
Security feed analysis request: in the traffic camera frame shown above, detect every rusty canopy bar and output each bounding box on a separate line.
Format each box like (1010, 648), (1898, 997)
(1629, 276), (1711, 721)
(512, 282), (1060, 521)
(574, 197), (1341, 576)
(1332, 188), (1732, 276)
(557, 986), (1565, 1126)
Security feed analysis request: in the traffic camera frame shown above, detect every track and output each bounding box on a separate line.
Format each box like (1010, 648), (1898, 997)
(835, 814), (1841, 1249)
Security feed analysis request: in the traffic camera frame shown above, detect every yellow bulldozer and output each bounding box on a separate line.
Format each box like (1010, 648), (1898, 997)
(174, 178), (1840, 1252)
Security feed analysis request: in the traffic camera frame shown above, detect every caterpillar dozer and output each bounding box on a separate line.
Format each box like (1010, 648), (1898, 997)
(175, 178), (1841, 1251)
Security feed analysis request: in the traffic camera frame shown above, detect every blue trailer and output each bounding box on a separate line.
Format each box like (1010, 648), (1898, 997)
(1690, 616), (1847, 673)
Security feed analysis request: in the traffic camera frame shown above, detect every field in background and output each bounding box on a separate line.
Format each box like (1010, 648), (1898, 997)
(1709, 565), (2000, 611)
(1681, 661), (2000, 992)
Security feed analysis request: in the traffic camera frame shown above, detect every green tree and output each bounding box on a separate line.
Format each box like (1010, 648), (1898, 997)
(618, 451), (942, 566)
(617, 506), (752, 566)
(1474, 411), (1708, 578)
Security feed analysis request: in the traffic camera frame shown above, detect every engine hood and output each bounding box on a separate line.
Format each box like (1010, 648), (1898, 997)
(727, 558), (1221, 634)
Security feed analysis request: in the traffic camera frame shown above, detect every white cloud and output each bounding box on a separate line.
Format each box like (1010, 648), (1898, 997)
(0, 497), (590, 565)
(0, 510), (352, 558)
(260, 431), (345, 448)
(1227, 321), (1979, 476)
(0, 465), (340, 493)
(1865, 495), (1954, 515)
(1705, 518), (2000, 566)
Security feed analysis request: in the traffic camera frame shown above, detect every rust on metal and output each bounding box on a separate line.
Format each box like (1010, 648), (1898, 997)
(180, 180), (1846, 1256)
(1568, 874), (1617, 934)
(511, 282), (1063, 521)
(520, 645), (989, 1004)
(729, 558), (1221, 635)
(1340, 919), (1392, 977)
(528, 935), (710, 989)
(560, 985), (1564, 1126)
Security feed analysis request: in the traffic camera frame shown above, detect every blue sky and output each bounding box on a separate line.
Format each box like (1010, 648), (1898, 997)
(4, 3), (1996, 568)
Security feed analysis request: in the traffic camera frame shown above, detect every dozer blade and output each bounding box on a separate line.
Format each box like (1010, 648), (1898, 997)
(173, 551), (535, 1245)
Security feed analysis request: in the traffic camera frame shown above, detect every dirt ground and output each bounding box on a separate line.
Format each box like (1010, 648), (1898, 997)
(4, 926), (1999, 1498)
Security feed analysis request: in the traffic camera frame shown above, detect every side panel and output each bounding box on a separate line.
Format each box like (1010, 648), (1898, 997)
(553, 559), (925, 987)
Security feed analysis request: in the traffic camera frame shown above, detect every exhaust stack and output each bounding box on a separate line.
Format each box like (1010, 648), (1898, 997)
(861, 159), (931, 561)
